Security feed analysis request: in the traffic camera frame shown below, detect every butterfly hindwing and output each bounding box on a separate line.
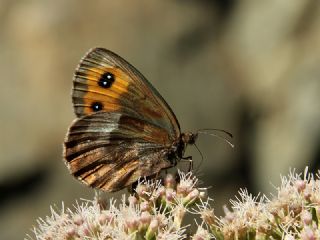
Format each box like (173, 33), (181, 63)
(64, 112), (173, 192)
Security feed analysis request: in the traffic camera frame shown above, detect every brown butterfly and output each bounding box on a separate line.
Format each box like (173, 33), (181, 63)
(63, 48), (197, 192)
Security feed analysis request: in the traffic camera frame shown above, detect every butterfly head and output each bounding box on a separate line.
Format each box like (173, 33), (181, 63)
(181, 131), (198, 146)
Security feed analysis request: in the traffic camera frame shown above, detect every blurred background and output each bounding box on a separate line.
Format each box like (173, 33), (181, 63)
(1, 0), (320, 238)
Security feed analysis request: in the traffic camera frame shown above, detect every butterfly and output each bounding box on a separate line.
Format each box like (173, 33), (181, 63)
(63, 48), (198, 192)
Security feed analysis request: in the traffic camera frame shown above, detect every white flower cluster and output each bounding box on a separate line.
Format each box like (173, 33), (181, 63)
(27, 171), (211, 240)
(213, 167), (320, 240)
(27, 167), (320, 240)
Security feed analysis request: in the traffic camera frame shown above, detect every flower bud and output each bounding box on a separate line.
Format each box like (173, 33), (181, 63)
(140, 201), (150, 212)
(166, 188), (176, 202)
(301, 226), (316, 240)
(301, 210), (312, 225)
(79, 223), (91, 236)
(136, 184), (150, 199)
(125, 218), (139, 233)
(140, 211), (152, 226)
(295, 180), (306, 192)
(73, 214), (84, 226)
(146, 219), (159, 240)
(66, 226), (77, 238)
(164, 173), (176, 188)
(183, 189), (199, 206)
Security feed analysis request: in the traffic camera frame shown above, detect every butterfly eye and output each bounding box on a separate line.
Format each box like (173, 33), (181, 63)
(98, 72), (115, 88)
(91, 101), (103, 112)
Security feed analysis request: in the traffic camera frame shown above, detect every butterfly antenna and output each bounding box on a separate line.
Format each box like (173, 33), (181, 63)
(197, 129), (234, 148)
(193, 142), (204, 175)
(197, 128), (233, 138)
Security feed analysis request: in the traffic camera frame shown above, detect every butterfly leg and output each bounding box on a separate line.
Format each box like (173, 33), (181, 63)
(181, 156), (193, 172)
(155, 171), (161, 181)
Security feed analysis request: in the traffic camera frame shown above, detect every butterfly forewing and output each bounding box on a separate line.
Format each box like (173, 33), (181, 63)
(72, 48), (180, 138)
(64, 48), (181, 192)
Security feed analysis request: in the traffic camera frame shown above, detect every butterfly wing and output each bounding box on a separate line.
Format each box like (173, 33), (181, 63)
(64, 48), (181, 191)
(64, 112), (173, 192)
(72, 48), (180, 138)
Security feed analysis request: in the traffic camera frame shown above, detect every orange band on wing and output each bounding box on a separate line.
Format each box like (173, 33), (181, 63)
(75, 67), (131, 115)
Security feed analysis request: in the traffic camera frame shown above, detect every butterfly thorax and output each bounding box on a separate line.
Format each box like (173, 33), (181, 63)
(168, 131), (198, 165)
